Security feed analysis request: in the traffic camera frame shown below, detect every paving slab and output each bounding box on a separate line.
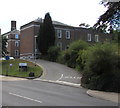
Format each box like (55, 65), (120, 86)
(0, 75), (27, 81)
(87, 89), (119, 103)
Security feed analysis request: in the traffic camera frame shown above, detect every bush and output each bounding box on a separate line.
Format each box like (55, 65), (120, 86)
(76, 50), (88, 72)
(81, 43), (120, 92)
(63, 40), (88, 68)
(48, 46), (61, 62)
(57, 50), (69, 64)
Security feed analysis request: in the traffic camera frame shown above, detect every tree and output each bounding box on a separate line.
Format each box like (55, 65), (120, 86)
(112, 30), (120, 43)
(63, 40), (88, 68)
(0, 36), (2, 57)
(94, 1), (120, 33)
(1, 36), (8, 56)
(48, 46), (61, 62)
(37, 12), (55, 55)
(79, 23), (90, 28)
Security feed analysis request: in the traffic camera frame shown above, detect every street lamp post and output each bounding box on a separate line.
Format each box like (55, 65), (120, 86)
(34, 35), (37, 66)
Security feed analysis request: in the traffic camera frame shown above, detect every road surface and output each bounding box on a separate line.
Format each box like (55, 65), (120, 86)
(1, 59), (118, 107)
(33, 59), (82, 84)
(1, 80), (117, 106)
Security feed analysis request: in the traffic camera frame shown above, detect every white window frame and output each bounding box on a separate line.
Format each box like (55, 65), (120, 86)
(15, 50), (19, 56)
(15, 41), (19, 47)
(6, 35), (8, 39)
(57, 30), (62, 39)
(87, 33), (91, 41)
(66, 31), (70, 39)
(95, 35), (99, 42)
(57, 42), (62, 50)
(6, 42), (8, 48)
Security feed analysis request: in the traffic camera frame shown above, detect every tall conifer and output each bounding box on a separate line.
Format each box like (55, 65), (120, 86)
(37, 13), (55, 55)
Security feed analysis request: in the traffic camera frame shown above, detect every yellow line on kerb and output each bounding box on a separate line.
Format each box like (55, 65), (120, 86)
(36, 63), (47, 77)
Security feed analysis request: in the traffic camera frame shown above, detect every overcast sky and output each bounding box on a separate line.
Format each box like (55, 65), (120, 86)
(0, 0), (107, 34)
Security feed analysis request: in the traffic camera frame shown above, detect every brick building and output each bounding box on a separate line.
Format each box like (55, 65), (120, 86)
(20, 18), (111, 58)
(1, 19), (111, 58)
(2, 21), (20, 58)
(20, 20), (40, 57)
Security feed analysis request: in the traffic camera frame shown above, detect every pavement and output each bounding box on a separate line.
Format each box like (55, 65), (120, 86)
(0, 75), (27, 81)
(87, 89), (119, 103)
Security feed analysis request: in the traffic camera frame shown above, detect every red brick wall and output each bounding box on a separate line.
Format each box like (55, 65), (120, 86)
(20, 26), (35, 56)
(20, 22), (112, 56)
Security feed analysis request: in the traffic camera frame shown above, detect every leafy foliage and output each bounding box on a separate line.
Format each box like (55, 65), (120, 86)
(81, 43), (120, 92)
(112, 30), (120, 43)
(37, 13), (55, 55)
(48, 46), (61, 62)
(76, 50), (88, 72)
(1, 36), (8, 56)
(94, 1), (120, 32)
(79, 23), (90, 28)
(62, 40), (88, 68)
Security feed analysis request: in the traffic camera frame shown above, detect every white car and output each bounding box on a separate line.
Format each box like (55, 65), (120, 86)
(9, 57), (14, 60)
(0, 57), (5, 60)
(0, 57), (14, 60)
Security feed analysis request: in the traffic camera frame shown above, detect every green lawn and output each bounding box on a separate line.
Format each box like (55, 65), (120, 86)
(1, 59), (43, 78)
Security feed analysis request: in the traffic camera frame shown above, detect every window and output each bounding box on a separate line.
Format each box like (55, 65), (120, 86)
(6, 42), (8, 47)
(15, 34), (19, 39)
(66, 31), (70, 39)
(15, 41), (19, 47)
(6, 35), (8, 39)
(95, 35), (99, 42)
(87, 33), (91, 41)
(57, 42), (62, 50)
(57, 30), (62, 39)
(15, 50), (19, 56)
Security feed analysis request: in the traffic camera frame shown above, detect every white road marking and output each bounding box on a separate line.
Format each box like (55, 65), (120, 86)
(9, 92), (42, 103)
(63, 76), (82, 79)
(64, 76), (69, 78)
(57, 74), (63, 81)
(77, 77), (82, 79)
(56, 80), (81, 87)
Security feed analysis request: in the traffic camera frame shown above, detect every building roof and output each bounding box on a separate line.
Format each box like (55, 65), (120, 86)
(21, 17), (73, 29)
(2, 31), (11, 36)
(34, 17), (69, 26)
(2, 30), (20, 36)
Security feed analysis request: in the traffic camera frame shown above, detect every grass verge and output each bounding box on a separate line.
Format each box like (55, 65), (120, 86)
(1, 59), (43, 78)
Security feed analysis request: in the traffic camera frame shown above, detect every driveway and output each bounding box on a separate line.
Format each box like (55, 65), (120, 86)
(32, 59), (82, 84)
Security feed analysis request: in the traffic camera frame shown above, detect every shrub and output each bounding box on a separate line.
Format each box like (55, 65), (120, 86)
(81, 43), (120, 92)
(57, 50), (69, 64)
(76, 50), (88, 72)
(48, 46), (61, 62)
(63, 40), (88, 68)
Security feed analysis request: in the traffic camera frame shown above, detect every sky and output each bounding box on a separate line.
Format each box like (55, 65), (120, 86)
(0, 0), (107, 34)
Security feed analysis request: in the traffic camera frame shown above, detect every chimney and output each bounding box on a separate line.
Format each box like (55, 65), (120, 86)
(11, 21), (16, 31)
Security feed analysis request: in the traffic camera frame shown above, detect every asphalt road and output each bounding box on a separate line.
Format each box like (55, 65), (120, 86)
(1, 59), (118, 107)
(1, 80), (117, 106)
(33, 59), (82, 84)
